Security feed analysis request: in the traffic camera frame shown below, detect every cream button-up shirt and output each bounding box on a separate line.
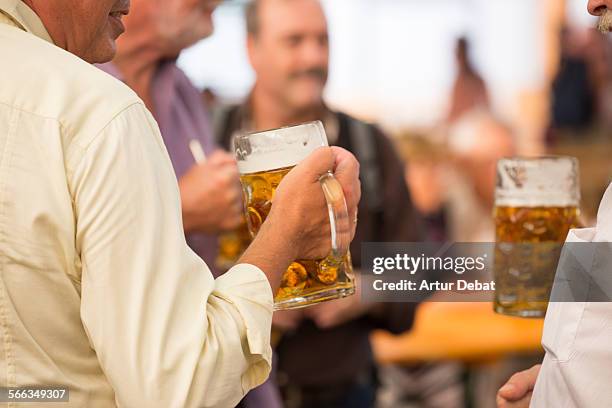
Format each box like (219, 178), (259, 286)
(531, 183), (612, 407)
(0, 1), (272, 407)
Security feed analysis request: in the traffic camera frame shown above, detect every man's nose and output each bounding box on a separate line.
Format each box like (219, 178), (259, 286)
(588, 0), (609, 16)
(301, 40), (328, 67)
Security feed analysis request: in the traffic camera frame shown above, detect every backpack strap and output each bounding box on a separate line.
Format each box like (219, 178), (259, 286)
(212, 104), (241, 150)
(346, 115), (384, 213)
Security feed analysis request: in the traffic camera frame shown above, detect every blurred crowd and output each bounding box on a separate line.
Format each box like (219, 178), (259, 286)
(401, 26), (612, 241)
(105, 0), (612, 407)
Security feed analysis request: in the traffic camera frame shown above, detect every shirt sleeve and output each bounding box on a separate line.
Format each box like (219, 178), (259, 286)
(70, 103), (273, 408)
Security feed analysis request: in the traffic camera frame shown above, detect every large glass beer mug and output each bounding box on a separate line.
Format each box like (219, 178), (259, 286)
(494, 156), (580, 317)
(235, 121), (355, 310)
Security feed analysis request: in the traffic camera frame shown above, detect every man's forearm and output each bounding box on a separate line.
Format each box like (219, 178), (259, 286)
(238, 219), (294, 291)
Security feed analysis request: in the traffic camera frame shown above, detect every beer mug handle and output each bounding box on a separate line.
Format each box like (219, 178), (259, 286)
(319, 171), (351, 258)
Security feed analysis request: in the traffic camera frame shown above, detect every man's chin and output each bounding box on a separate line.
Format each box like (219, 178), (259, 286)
(289, 97), (325, 115)
(86, 41), (117, 64)
(166, 26), (214, 57)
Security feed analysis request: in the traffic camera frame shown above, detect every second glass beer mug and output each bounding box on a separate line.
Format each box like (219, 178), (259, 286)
(216, 222), (252, 272)
(235, 121), (355, 310)
(494, 156), (580, 317)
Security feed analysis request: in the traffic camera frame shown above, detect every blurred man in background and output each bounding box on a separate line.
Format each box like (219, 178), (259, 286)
(102, 1), (282, 405)
(497, 0), (612, 406)
(101, 0), (244, 276)
(217, 1), (423, 407)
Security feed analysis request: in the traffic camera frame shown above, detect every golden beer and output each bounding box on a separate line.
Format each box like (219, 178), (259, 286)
(215, 222), (252, 272)
(235, 121), (355, 310)
(493, 156), (580, 317)
(241, 166), (354, 305)
(494, 206), (579, 316)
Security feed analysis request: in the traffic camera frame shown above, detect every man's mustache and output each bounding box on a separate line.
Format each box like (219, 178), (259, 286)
(288, 67), (328, 82)
(597, 10), (612, 33)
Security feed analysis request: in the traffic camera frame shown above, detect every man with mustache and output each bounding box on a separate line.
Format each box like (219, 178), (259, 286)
(0, 0), (361, 406)
(217, 1), (423, 407)
(497, 2), (612, 407)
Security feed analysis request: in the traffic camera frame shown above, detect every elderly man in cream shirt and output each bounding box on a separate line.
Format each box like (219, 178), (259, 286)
(497, 2), (612, 406)
(0, 0), (361, 407)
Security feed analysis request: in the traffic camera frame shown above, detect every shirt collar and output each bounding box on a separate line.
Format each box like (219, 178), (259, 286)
(0, 0), (54, 44)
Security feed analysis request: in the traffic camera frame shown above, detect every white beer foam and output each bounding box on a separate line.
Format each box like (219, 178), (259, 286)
(236, 121), (329, 174)
(495, 157), (581, 207)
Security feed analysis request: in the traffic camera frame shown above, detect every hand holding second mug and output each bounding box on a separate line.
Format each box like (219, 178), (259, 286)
(268, 147), (361, 261)
(179, 151), (243, 234)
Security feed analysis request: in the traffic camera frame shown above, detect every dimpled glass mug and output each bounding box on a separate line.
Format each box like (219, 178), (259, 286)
(494, 156), (580, 317)
(234, 121), (355, 310)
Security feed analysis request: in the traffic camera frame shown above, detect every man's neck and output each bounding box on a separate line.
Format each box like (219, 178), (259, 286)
(112, 28), (162, 113)
(250, 85), (324, 131)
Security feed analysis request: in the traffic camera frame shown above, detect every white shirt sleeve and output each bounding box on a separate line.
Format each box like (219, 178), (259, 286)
(531, 184), (612, 407)
(70, 103), (272, 408)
